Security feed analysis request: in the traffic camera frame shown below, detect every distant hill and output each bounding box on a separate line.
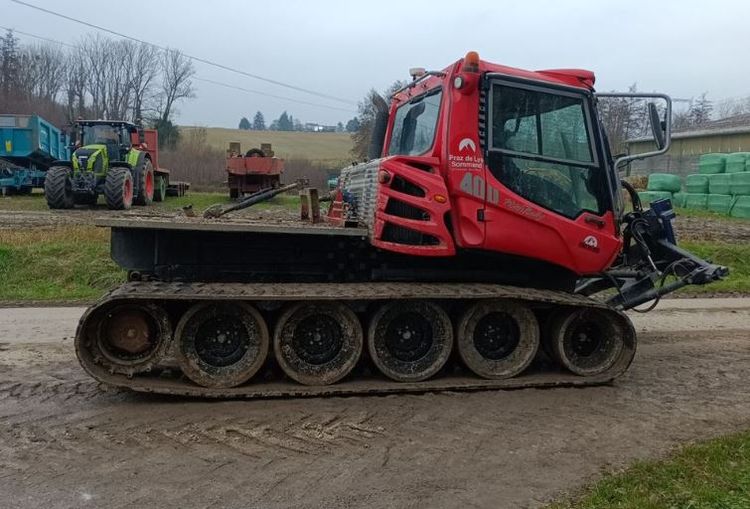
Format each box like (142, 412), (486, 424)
(180, 127), (354, 164)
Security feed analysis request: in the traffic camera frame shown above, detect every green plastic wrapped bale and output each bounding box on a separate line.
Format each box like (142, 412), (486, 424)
(672, 192), (687, 208)
(698, 153), (727, 174)
(638, 191), (673, 206)
(730, 172), (750, 195)
(731, 196), (750, 218)
(726, 152), (750, 173)
(685, 174), (710, 193)
(646, 173), (682, 192)
(707, 194), (733, 215)
(685, 193), (709, 210)
(708, 173), (731, 195)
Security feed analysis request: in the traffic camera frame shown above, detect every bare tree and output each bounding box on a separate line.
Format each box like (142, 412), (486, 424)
(126, 42), (159, 121)
(351, 80), (405, 160)
(157, 48), (195, 124)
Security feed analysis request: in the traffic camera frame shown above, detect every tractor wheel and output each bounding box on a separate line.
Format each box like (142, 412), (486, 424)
(153, 175), (167, 202)
(104, 167), (134, 210)
(44, 166), (74, 209)
(134, 159), (155, 206)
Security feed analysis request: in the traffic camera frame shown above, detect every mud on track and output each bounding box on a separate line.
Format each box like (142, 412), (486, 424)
(1, 304), (749, 509)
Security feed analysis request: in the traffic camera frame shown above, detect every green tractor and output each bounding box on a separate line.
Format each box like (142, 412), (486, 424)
(45, 120), (161, 210)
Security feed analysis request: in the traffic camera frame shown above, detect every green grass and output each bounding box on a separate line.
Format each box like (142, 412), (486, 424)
(549, 429), (750, 509)
(0, 226), (125, 302)
(182, 127), (353, 165)
(0, 189), (48, 211)
(675, 207), (748, 221)
(677, 241), (750, 294)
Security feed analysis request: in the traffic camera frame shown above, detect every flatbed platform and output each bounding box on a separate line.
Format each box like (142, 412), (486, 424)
(97, 217), (368, 237)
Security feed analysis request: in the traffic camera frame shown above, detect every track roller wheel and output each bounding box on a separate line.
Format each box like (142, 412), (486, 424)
(367, 301), (452, 382)
(456, 300), (539, 379)
(93, 303), (171, 375)
(274, 302), (363, 385)
(547, 308), (631, 376)
(174, 302), (269, 388)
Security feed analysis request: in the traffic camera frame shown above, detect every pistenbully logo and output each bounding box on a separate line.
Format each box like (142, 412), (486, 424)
(458, 138), (476, 153)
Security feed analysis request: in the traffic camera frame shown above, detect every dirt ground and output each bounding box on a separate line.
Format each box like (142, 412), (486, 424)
(1, 300), (749, 509)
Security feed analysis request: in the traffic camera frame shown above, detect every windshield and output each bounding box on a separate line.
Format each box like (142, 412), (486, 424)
(388, 88), (442, 156)
(81, 125), (124, 146)
(486, 81), (605, 219)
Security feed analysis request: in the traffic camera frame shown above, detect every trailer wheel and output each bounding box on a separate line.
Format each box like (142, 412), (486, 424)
(44, 166), (74, 209)
(368, 301), (453, 382)
(153, 175), (167, 202)
(274, 302), (363, 385)
(175, 302), (269, 388)
(456, 300), (539, 379)
(104, 167), (134, 210)
(134, 159), (155, 206)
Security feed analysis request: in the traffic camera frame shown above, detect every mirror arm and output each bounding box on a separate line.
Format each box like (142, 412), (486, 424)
(596, 92), (672, 172)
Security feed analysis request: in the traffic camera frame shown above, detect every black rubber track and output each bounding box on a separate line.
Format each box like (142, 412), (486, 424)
(44, 166), (74, 209)
(75, 282), (638, 399)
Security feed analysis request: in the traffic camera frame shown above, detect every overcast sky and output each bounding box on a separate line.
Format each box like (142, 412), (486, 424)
(4, 0), (749, 127)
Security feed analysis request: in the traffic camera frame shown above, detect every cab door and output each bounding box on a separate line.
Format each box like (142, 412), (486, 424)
(479, 77), (621, 275)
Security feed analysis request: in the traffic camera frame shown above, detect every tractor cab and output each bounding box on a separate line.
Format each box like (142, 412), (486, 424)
(75, 120), (140, 164)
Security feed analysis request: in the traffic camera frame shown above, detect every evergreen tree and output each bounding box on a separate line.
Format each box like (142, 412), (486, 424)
(336, 121), (344, 132)
(238, 117), (251, 130)
(253, 111), (265, 130)
(345, 117), (361, 132)
(277, 111), (293, 131)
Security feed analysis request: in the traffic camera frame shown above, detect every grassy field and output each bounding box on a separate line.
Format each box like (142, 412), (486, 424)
(0, 226), (124, 302)
(680, 241), (750, 294)
(549, 429), (750, 509)
(181, 127), (354, 165)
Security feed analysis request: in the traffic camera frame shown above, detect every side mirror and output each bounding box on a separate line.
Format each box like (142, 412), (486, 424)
(648, 102), (666, 150)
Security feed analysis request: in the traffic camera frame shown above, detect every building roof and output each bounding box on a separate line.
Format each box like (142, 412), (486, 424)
(628, 113), (750, 144)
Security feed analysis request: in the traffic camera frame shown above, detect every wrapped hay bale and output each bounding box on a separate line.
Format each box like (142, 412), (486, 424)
(638, 191), (673, 206)
(647, 173), (681, 193)
(672, 192), (687, 208)
(707, 194), (734, 215)
(726, 152), (750, 173)
(684, 193), (709, 210)
(685, 174), (710, 193)
(730, 172), (750, 195)
(708, 173), (731, 195)
(698, 153), (727, 174)
(731, 196), (750, 218)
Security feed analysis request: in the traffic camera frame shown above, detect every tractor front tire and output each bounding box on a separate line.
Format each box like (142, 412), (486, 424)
(134, 159), (155, 206)
(105, 167), (134, 210)
(44, 166), (75, 209)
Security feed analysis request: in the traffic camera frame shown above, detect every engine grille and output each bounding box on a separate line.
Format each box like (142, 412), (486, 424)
(339, 159), (380, 228)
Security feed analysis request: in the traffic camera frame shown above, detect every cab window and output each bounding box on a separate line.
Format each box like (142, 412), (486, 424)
(487, 81), (605, 219)
(388, 88), (442, 156)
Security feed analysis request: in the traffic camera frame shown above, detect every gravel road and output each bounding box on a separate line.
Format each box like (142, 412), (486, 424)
(1, 299), (749, 509)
